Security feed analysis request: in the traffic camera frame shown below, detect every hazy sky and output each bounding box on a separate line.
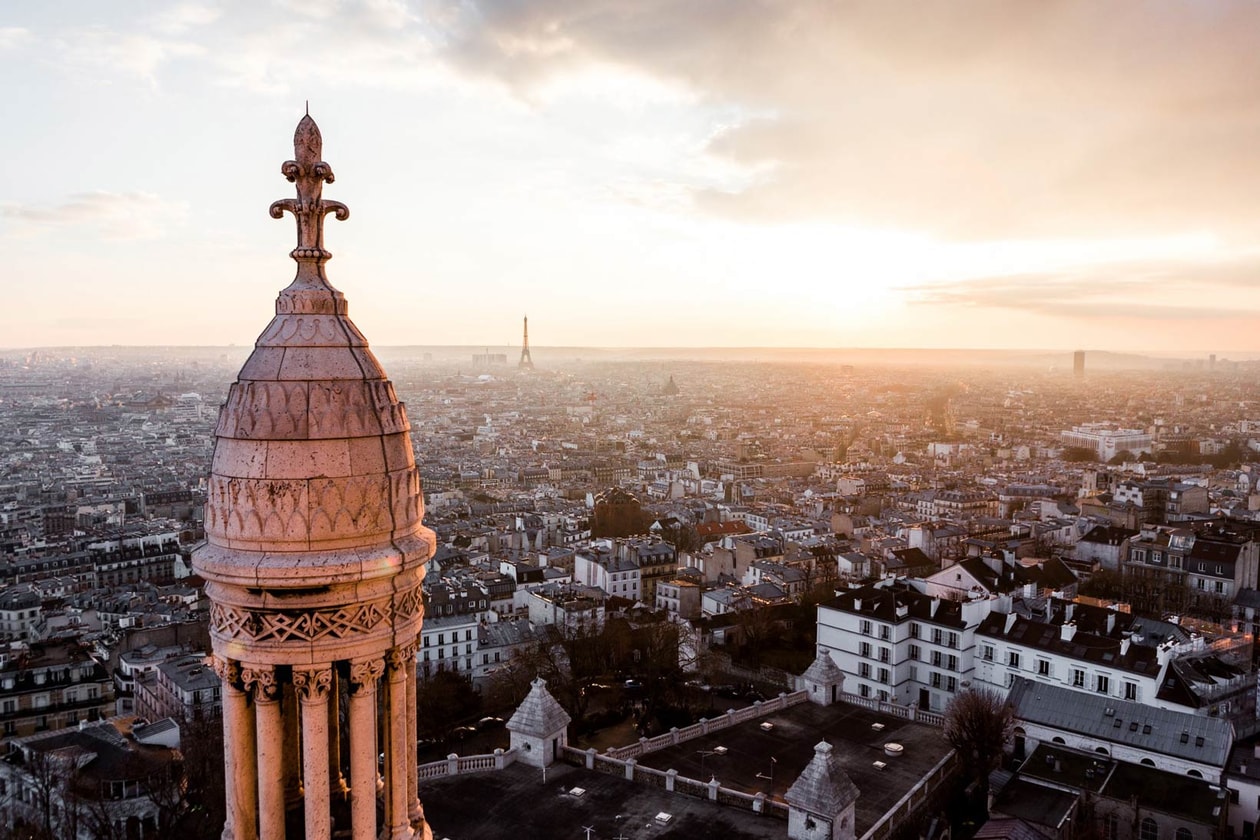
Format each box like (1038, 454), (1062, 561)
(4, 1), (1260, 352)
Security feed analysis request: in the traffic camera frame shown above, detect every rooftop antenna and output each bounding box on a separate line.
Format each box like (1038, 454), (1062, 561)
(582, 827), (595, 840)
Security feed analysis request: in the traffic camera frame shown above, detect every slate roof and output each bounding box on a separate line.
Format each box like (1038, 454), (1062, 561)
(1077, 525), (1138, 546)
(823, 581), (970, 630)
(975, 611), (1163, 677)
(785, 741), (860, 818)
(1007, 676), (1232, 768)
(800, 650), (844, 686)
(506, 678), (571, 737)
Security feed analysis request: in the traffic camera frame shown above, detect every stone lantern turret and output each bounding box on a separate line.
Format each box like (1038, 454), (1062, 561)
(193, 114), (434, 840)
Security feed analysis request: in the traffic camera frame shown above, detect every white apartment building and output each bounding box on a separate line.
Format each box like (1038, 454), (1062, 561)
(573, 547), (641, 602)
(419, 613), (481, 679)
(816, 581), (996, 712)
(1060, 423), (1153, 460)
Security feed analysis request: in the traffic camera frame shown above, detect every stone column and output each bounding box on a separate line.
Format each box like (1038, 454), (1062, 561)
(215, 657), (257, 840)
(328, 667), (347, 796)
(406, 652), (422, 823)
(294, 666), (334, 840)
(386, 647), (414, 839)
(245, 665), (285, 840)
(349, 657), (384, 840)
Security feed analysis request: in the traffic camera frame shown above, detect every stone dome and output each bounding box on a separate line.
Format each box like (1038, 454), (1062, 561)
(195, 114), (432, 590)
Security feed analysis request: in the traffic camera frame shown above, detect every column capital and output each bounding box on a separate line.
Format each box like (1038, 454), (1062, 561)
(208, 655), (241, 687)
(292, 666), (333, 701)
(349, 656), (385, 691)
(386, 643), (416, 673)
(241, 664), (280, 702)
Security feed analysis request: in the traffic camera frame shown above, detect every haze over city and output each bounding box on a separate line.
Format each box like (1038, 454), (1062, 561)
(5, 2), (1260, 352)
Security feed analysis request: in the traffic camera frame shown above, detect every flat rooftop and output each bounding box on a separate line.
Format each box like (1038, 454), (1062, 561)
(634, 701), (954, 836)
(420, 761), (785, 839)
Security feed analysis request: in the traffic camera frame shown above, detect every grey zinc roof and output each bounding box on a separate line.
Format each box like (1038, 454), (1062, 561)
(506, 678), (571, 737)
(784, 741), (859, 818)
(801, 650), (844, 686)
(1007, 677), (1232, 769)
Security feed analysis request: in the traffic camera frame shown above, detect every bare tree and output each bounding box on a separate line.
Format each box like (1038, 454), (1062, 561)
(943, 686), (1014, 809)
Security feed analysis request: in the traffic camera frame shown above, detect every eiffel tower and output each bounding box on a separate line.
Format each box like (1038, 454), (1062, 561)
(519, 315), (534, 370)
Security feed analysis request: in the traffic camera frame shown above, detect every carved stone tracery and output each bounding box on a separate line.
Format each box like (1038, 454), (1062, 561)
(210, 589), (421, 644)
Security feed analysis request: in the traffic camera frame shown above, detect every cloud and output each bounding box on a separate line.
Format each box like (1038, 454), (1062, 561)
(424, 0), (1260, 240)
(148, 3), (222, 35)
(0, 27), (31, 49)
(54, 28), (205, 86)
(902, 255), (1260, 321)
(0, 191), (187, 240)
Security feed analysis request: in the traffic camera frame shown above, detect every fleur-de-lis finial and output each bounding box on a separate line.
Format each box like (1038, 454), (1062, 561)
(269, 113), (349, 268)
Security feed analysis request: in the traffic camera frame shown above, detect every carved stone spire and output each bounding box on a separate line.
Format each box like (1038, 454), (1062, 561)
(269, 114), (350, 280)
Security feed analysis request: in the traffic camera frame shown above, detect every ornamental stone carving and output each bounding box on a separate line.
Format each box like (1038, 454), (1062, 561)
(208, 655), (241, 687)
(292, 667), (334, 700)
(349, 657), (385, 689)
(386, 644), (416, 672)
(268, 113), (349, 264)
(241, 665), (280, 701)
(210, 599), (392, 644)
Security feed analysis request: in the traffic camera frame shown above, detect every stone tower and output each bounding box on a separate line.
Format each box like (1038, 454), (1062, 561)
(784, 741), (860, 840)
(506, 678), (571, 768)
(194, 114), (435, 840)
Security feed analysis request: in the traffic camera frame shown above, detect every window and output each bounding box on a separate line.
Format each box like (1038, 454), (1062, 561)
(931, 672), (942, 688)
(933, 629), (944, 646)
(1103, 814), (1119, 840)
(859, 684), (870, 698)
(1139, 817), (1158, 840)
(1008, 652), (1020, 668)
(1125, 682), (1138, 701)
(438, 634), (445, 645)
(1072, 669), (1085, 688)
(946, 676), (957, 693)
(910, 623), (920, 639)
(1096, 675), (1110, 694)
(947, 655), (958, 672)
(879, 648), (889, 663)
(879, 625), (890, 641)
(981, 645), (994, 662)
(860, 642), (872, 658)
(932, 651), (943, 667)
(948, 632), (959, 649)
(879, 668), (889, 684)
(909, 644), (921, 661)
(860, 663), (872, 679)
(1037, 659), (1051, 677)
(1174, 828), (1190, 840)
(860, 620), (872, 636)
